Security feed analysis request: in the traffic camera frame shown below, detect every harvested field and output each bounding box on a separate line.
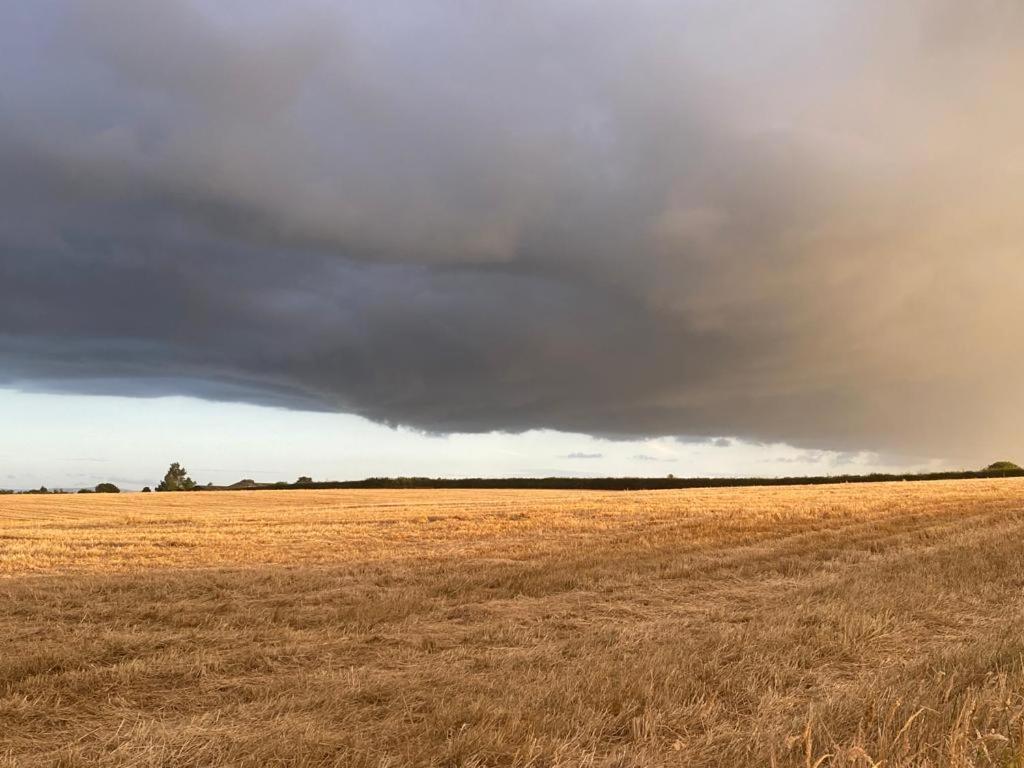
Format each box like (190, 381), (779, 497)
(2, 480), (1024, 767)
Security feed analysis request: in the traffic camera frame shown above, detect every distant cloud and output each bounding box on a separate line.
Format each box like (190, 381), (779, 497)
(761, 450), (827, 465)
(766, 456), (818, 465)
(566, 452), (603, 460)
(633, 454), (674, 463)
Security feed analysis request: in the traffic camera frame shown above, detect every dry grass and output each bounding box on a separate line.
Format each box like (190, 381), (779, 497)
(2, 480), (1024, 767)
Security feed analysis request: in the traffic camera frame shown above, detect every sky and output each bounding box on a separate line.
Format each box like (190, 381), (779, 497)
(3, 1), (1023, 488)
(0, 389), (937, 490)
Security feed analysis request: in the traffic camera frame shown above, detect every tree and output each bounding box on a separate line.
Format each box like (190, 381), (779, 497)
(985, 461), (1021, 472)
(156, 463), (197, 492)
(95, 482), (120, 493)
(141, 486), (152, 493)
(297, 476), (313, 485)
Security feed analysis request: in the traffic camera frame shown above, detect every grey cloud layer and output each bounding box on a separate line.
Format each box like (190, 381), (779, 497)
(3, 0), (1024, 461)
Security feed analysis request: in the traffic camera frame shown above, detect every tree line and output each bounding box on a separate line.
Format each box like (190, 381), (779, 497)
(3, 461), (1021, 495)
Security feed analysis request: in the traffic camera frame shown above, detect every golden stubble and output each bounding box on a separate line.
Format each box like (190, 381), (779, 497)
(2, 480), (1024, 766)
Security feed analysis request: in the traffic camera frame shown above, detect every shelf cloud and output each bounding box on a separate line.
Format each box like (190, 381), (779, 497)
(3, 1), (1024, 462)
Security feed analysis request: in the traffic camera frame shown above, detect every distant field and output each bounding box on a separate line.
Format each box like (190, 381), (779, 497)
(3, 481), (1024, 767)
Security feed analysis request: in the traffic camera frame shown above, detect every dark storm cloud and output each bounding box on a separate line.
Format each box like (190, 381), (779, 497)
(3, 0), (1024, 462)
